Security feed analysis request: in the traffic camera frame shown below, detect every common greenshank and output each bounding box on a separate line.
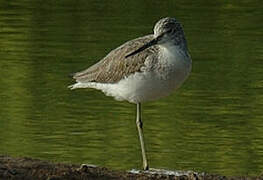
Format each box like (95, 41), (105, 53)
(69, 17), (192, 170)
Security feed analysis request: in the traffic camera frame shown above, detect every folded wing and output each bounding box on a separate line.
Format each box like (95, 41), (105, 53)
(72, 35), (158, 84)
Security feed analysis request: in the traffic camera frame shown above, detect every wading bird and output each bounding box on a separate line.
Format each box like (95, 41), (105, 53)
(69, 17), (192, 170)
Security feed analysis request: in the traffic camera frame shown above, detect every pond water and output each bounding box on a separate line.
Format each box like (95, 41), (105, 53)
(0, 0), (263, 176)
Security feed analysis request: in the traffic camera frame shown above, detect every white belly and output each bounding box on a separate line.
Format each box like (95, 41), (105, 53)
(74, 63), (191, 104)
(71, 45), (192, 104)
(103, 68), (190, 103)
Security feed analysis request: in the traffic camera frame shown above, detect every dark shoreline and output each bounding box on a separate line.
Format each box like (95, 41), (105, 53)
(0, 155), (261, 180)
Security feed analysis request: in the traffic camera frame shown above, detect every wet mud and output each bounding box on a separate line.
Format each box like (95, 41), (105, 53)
(0, 155), (261, 180)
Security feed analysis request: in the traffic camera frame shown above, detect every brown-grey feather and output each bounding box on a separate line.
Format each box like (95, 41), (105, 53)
(72, 35), (159, 83)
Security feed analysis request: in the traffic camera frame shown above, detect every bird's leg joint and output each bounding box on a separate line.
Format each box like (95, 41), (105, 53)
(136, 119), (143, 129)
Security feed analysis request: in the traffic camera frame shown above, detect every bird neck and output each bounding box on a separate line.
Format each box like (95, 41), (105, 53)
(160, 42), (189, 59)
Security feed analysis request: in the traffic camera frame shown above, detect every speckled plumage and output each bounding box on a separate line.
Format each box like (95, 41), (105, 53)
(69, 17), (192, 171)
(69, 17), (191, 103)
(72, 35), (159, 83)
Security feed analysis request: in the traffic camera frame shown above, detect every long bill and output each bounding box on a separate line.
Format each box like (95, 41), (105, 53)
(125, 34), (163, 58)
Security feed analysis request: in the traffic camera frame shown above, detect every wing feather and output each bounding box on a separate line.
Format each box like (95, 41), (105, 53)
(72, 34), (158, 83)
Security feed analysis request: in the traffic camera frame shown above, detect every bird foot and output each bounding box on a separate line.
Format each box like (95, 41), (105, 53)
(77, 164), (97, 171)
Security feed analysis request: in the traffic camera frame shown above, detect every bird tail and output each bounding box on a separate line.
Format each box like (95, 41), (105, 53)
(68, 82), (91, 90)
(68, 84), (75, 90)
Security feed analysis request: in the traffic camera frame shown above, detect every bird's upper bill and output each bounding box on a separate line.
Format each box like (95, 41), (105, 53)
(125, 35), (161, 58)
(125, 17), (182, 58)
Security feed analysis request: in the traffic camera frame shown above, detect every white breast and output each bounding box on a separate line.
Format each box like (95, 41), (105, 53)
(72, 45), (192, 104)
(101, 45), (191, 103)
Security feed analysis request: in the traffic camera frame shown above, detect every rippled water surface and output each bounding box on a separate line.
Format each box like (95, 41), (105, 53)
(0, 0), (263, 176)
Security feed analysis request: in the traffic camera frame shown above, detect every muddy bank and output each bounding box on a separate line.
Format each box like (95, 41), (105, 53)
(0, 155), (261, 180)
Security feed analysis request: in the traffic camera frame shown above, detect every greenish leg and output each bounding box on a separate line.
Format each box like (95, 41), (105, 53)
(136, 103), (149, 170)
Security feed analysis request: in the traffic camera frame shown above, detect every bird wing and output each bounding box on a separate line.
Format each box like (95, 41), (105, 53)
(72, 34), (158, 83)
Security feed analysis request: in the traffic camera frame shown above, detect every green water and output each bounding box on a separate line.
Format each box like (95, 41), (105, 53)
(0, 0), (263, 176)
